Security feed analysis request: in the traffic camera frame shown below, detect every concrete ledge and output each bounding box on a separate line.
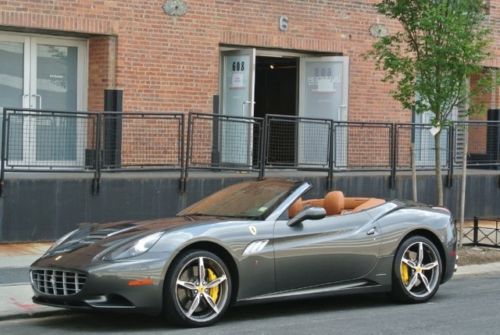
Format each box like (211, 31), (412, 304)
(2, 172), (500, 242)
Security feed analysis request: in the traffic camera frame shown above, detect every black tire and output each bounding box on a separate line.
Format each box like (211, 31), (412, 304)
(391, 236), (442, 303)
(164, 250), (232, 327)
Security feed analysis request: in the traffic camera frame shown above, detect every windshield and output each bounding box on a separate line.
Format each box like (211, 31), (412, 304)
(178, 179), (299, 219)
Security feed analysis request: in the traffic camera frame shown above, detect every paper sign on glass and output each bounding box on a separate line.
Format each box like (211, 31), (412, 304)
(316, 78), (335, 93)
(231, 73), (244, 88)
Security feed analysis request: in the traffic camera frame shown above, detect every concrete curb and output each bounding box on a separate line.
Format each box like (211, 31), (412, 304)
(454, 261), (500, 277)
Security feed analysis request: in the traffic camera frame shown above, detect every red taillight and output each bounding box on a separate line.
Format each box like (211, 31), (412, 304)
(450, 249), (457, 257)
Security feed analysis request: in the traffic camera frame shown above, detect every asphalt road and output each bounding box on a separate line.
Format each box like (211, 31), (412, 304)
(1, 273), (499, 335)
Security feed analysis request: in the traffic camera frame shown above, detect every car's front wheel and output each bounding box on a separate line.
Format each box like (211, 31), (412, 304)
(164, 250), (231, 327)
(391, 236), (442, 303)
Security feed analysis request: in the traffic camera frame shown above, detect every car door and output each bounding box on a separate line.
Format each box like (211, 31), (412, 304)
(273, 211), (380, 292)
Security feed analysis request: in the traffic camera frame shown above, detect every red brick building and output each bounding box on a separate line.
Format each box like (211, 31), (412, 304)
(0, 0), (499, 167)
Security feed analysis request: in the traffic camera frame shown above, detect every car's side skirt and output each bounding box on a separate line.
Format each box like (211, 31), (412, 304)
(235, 280), (389, 305)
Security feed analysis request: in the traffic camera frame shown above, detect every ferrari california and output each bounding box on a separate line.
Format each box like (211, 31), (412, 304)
(30, 179), (457, 327)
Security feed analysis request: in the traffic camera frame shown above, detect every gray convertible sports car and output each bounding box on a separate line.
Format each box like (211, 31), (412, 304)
(30, 179), (457, 327)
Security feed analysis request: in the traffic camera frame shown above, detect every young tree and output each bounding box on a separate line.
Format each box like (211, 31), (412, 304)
(369, 0), (496, 206)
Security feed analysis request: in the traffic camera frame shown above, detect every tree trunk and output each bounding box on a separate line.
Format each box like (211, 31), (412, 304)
(434, 131), (444, 206)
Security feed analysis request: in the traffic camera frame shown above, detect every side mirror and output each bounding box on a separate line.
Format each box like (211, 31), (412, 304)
(287, 207), (326, 227)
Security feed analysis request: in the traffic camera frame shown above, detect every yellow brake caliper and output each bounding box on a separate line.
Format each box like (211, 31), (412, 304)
(401, 263), (410, 284)
(207, 268), (219, 302)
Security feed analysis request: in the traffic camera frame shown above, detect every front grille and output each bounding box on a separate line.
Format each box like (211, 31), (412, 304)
(30, 269), (87, 296)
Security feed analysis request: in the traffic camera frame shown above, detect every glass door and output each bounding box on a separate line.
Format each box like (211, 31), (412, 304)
(30, 37), (87, 167)
(220, 49), (256, 166)
(0, 32), (87, 168)
(299, 56), (349, 167)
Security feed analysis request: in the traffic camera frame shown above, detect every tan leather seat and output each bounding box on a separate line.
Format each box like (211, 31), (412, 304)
(288, 191), (384, 218)
(352, 198), (385, 212)
(288, 198), (304, 218)
(324, 191), (345, 215)
(344, 197), (369, 209)
(288, 197), (326, 218)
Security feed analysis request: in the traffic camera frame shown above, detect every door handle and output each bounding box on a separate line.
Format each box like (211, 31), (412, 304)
(34, 94), (42, 109)
(22, 94), (30, 108)
(367, 227), (377, 236)
(241, 100), (255, 116)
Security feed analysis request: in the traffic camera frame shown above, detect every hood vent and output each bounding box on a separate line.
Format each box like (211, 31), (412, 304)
(80, 224), (138, 244)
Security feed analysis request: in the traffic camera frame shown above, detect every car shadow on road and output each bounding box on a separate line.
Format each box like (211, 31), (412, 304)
(28, 293), (405, 332)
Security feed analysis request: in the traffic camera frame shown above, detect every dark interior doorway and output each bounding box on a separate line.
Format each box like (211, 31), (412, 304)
(253, 56), (298, 166)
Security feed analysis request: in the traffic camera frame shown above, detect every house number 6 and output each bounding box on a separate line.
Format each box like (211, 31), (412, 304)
(279, 16), (288, 32)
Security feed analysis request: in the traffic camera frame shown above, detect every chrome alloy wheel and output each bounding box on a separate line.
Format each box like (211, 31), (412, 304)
(400, 241), (440, 298)
(174, 256), (229, 323)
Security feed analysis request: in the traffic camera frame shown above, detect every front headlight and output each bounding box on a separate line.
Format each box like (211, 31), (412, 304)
(45, 229), (79, 254)
(105, 232), (164, 260)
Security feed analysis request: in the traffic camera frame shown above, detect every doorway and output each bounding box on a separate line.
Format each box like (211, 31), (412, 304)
(0, 32), (87, 167)
(219, 48), (349, 168)
(254, 56), (298, 165)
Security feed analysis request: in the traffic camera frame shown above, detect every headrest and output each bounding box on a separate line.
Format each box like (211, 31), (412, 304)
(288, 197), (304, 218)
(324, 191), (345, 215)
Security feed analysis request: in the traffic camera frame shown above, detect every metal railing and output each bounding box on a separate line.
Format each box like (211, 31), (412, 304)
(262, 114), (333, 169)
(454, 121), (500, 168)
(1, 108), (499, 194)
(185, 112), (264, 174)
(334, 121), (394, 171)
(0, 108), (185, 194)
(1, 108), (98, 171)
(99, 112), (184, 171)
(462, 217), (500, 248)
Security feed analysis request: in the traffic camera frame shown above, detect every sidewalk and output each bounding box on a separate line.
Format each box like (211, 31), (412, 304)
(0, 243), (60, 321)
(0, 243), (500, 322)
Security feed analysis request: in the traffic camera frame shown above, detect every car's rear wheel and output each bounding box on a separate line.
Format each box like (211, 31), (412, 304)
(391, 236), (442, 303)
(164, 250), (231, 327)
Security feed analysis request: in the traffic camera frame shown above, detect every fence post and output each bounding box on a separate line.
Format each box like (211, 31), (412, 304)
(183, 112), (193, 192)
(179, 114), (186, 192)
(327, 120), (334, 190)
(258, 115), (268, 180)
(473, 216), (479, 246)
(0, 108), (7, 197)
(389, 123), (397, 189)
(446, 124), (454, 187)
(92, 114), (102, 195)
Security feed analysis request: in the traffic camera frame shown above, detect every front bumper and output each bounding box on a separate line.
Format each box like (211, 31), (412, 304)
(30, 256), (169, 315)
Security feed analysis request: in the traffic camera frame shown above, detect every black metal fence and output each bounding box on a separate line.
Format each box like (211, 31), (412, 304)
(462, 217), (500, 248)
(0, 108), (184, 194)
(99, 112), (184, 171)
(185, 112), (263, 174)
(1, 108), (499, 194)
(455, 121), (500, 168)
(1, 108), (98, 171)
